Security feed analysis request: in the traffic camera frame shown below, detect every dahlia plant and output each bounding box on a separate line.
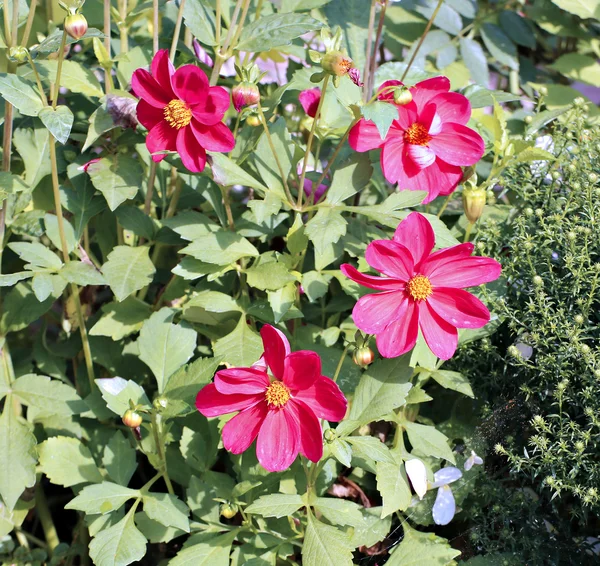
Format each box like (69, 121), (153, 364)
(0, 0), (591, 564)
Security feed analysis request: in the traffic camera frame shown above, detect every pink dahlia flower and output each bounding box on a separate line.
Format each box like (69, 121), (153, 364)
(299, 87), (321, 118)
(349, 77), (485, 203)
(340, 212), (501, 360)
(132, 49), (234, 173)
(195, 325), (347, 472)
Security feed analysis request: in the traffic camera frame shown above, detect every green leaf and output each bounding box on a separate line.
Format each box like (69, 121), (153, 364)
(137, 308), (197, 393)
(213, 316), (263, 367)
(44, 212), (77, 254)
(267, 282), (298, 323)
(245, 494), (304, 518)
(66, 482), (140, 515)
(0, 171), (28, 201)
(325, 154), (373, 205)
(20, 60), (104, 98)
(102, 245), (156, 302)
(134, 511), (186, 544)
(0, 73), (43, 116)
(385, 523), (461, 565)
(0, 404), (37, 510)
(361, 101), (398, 140)
(90, 298), (153, 341)
(415, 1), (462, 34)
(305, 208), (347, 254)
(38, 105), (74, 144)
(103, 432), (137, 486)
(525, 107), (569, 136)
(31, 272), (66, 302)
(403, 421), (456, 464)
(0, 272), (32, 287)
(328, 437), (352, 467)
(89, 511), (147, 566)
(87, 156), (143, 211)
(498, 10), (536, 49)
(8, 242), (62, 270)
(182, 0), (216, 46)
(549, 53), (600, 87)
(301, 271), (332, 302)
(13, 126), (51, 189)
(314, 498), (364, 527)
(303, 512), (353, 566)
(347, 506), (392, 549)
(254, 118), (294, 200)
(115, 206), (157, 241)
(180, 231), (259, 266)
(96, 377), (151, 416)
(459, 38), (489, 87)
(38, 436), (103, 487)
(512, 147), (555, 163)
(431, 370), (474, 397)
(209, 153), (268, 193)
(60, 261), (107, 286)
(237, 13), (324, 52)
(142, 493), (190, 532)
(346, 435), (395, 464)
(1, 282), (54, 334)
(32, 27), (105, 55)
(169, 531), (237, 566)
(349, 356), (413, 425)
(163, 357), (221, 410)
(480, 23), (518, 71)
(12, 373), (86, 416)
(460, 84), (521, 108)
(550, 0), (600, 19)
(344, 192), (427, 226)
(182, 291), (241, 325)
(246, 261), (296, 291)
(376, 455), (412, 518)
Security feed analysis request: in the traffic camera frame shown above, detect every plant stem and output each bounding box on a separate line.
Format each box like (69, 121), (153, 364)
(169, 0), (186, 61)
(215, 0), (221, 45)
(401, 0), (444, 82)
(363, 0), (378, 102)
(229, 0), (252, 52)
(35, 485), (60, 553)
(222, 186), (235, 230)
(332, 345), (350, 383)
(2, 0), (11, 46)
(151, 412), (175, 494)
(437, 193), (452, 217)
(20, 0), (38, 46)
(17, 529), (48, 550)
(104, 0), (112, 90)
(152, 0), (159, 53)
(297, 75), (329, 209)
(367, 0), (388, 99)
(51, 29), (68, 108)
(464, 221), (474, 242)
(210, 0), (246, 85)
(143, 162), (157, 216)
(118, 0), (128, 53)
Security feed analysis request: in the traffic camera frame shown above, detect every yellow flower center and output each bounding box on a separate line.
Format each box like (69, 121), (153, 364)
(265, 381), (291, 408)
(404, 123), (432, 146)
(406, 274), (433, 301)
(163, 99), (192, 129)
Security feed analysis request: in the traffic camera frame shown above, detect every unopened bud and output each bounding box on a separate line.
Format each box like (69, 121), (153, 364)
(462, 186), (487, 224)
(153, 396), (168, 411)
(393, 87), (413, 106)
(122, 409), (143, 428)
(8, 46), (29, 64)
(353, 346), (374, 368)
(324, 428), (336, 442)
(232, 81), (260, 112)
(220, 503), (238, 519)
(245, 114), (262, 127)
(65, 13), (88, 40)
(321, 50), (353, 77)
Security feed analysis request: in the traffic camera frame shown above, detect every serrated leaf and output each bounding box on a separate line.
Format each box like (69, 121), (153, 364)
(0, 272), (32, 287)
(32, 272), (65, 302)
(430, 370), (474, 397)
(385, 523), (461, 565)
(550, 0), (600, 19)
(213, 316), (263, 367)
(182, 0), (216, 46)
(12, 373), (86, 416)
(96, 377), (151, 416)
(44, 212), (77, 254)
(303, 513), (353, 566)
(460, 84), (521, 108)
(254, 118), (294, 200)
(376, 456), (412, 518)
(346, 435), (396, 464)
(20, 60), (104, 98)
(549, 53), (600, 87)
(403, 421), (456, 464)
(329, 437), (352, 467)
(480, 23), (518, 71)
(325, 154), (373, 205)
(89, 510), (147, 566)
(90, 298), (152, 341)
(305, 208), (347, 254)
(134, 511), (186, 544)
(361, 101), (398, 140)
(87, 156), (143, 211)
(169, 531), (237, 566)
(38, 436), (103, 487)
(32, 27), (105, 55)
(38, 105), (74, 144)
(66, 482), (140, 515)
(163, 357), (221, 409)
(103, 432), (137, 486)
(314, 498), (364, 527)
(459, 38), (489, 87)
(246, 261), (296, 291)
(513, 147), (555, 163)
(13, 126), (51, 189)
(137, 308), (197, 393)
(245, 494), (304, 518)
(209, 153), (267, 192)
(525, 107), (569, 136)
(60, 261), (106, 286)
(115, 206), (157, 241)
(0, 73), (43, 116)
(102, 245), (156, 302)
(1, 282), (54, 334)
(499, 10), (536, 49)
(180, 231), (259, 266)
(8, 242), (62, 270)
(142, 492), (190, 532)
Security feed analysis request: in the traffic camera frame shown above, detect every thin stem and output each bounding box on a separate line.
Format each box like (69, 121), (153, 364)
(229, 0), (252, 52)
(152, 0), (159, 53)
(222, 187), (235, 230)
(401, 0), (444, 82)
(16, 529), (48, 550)
(464, 221), (474, 242)
(3, 0), (11, 47)
(297, 75), (329, 209)
(367, 0), (388, 99)
(35, 485), (60, 553)
(254, 0), (264, 20)
(10, 0), (17, 47)
(143, 162), (157, 216)
(28, 54), (49, 106)
(215, 0), (221, 45)
(437, 193), (452, 218)
(51, 29), (68, 109)
(118, 0), (128, 53)
(165, 181), (182, 218)
(169, 0), (186, 61)
(332, 345), (350, 383)
(363, 0), (378, 102)
(151, 413), (175, 495)
(20, 0), (37, 46)
(210, 0), (244, 84)
(104, 0), (112, 90)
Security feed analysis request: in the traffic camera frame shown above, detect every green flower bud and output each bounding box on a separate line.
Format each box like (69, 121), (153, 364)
(220, 503), (238, 519)
(463, 186), (487, 224)
(321, 50), (353, 77)
(65, 13), (88, 40)
(122, 409), (143, 428)
(393, 87), (413, 106)
(8, 46), (29, 65)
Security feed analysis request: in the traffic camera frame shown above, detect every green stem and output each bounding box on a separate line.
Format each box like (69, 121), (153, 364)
(210, 0), (245, 85)
(16, 529), (48, 550)
(103, 0), (112, 91)
(464, 221), (474, 242)
(20, 0), (38, 46)
(363, 0), (378, 102)
(2, 0), (11, 46)
(151, 412), (175, 494)
(35, 485), (60, 553)
(152, 0), (159, 53)
(332, 344), (349, 383)
(437, 193), (452, 218)
(143, 161), (157, 217)
(28, 54), (48, 106)
(118, 0), (128, 53)
(297, 74), (329, 209)
(215, 0), (221, 45)
(228, 0), (252, 53)
(367, 0), (388, 99)
(51, 29), (68, 108)
(169, 0), (186, 61)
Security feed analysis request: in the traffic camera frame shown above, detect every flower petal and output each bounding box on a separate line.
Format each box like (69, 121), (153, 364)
(396, 158), (463, 204)
(392, 212), (435, 265)
(353, 291), (407, 335)
(432, 486), (456, 526)
(191, 86), (231, 125)
(410, 76), (451, 112)
(405, 459), (428, 500)
(287, 400), (323, 463)
(376, 299), (419, 358)
(377, 79), (403, 102)
(191, 120), (235, 152)
(256, 408), (299, 472)
(137, 99), (164, 130)
(429, 92), (471, 126)
(349, 119), (386, 152)
(419, 242), (474, 272)
(172, 64), (209, 104)
(432, 466), (462, 487)
(299, 87), (321, 117)
(131, 68), (172, 108)
(222, 401), (268, 454)
(380, 135), (406, 184)
(428, 288), (490, 329)
(283, 350), (321, 391)
(406, 144), (436, 168)
(424, 255), (502, 288)
(151, 49), (175, 98)
(196, 383), (262, 417)
(365, 240), (414, 281)
(294, 375), (347, 421)
(260, 324), (291, 380)
(146, 120), (177, 162)
(176, 126), (207, 172)
(340, 263), (405, 291)
(428, 123), (485, 166)
(214, 367), (270, 395)
(418, 301), (458, 360)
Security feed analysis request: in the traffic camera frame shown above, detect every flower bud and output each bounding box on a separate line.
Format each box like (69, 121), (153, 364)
(353, 346), (374, 368)
(462, 186), (487, 224)
(220, 503), (238, 519)
(153, 396), (168, 411)
(8, 46), (29, 65)
(245, 114), (262, 127)
(323, 428), (336, 442)
(321, 50), (353, 77)
(393, 87), (413, 106)
(122, 409), (143, 428)
(65, 13), (88, 40)
(232, 81), (260, 112)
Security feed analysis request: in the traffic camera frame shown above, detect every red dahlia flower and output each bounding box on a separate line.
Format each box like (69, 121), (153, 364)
(349, 77), (485, 203)
(195, 325), (347, 472)
(132, 49), (234, 173)
(340, 212), (501, 360)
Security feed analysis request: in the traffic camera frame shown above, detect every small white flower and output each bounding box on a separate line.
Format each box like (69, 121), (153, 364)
(430, 467), (462, 526)
(405, 458), (428, 500)
(464, 450), (483, 471)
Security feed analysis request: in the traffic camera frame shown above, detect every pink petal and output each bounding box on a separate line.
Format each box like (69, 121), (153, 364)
(429, 123), (485, 166)
(131, 69), (172, 108)
(424, 255), (502, 288)
(196, 383), (262, 417)
(349, 119), (385, 152)
(294, 375), (347, 421)
(299, 87), (321, 117)
(222, 401), (268, 454)
(428, 288), (490, 329)
(393, 212), (435, 265)
(365, 240), (414, 281)
(256, 408), (299, 472)
(136, 99), (164, 130)
(396, 158), (463, 204)
(191, 87), (231, 126)
(283, 351), (321, 391)
(395, 105), (418, 130)
(146, 120), (177, 162)
(380, 135), (407, 184)
(191, 120), (235, 153)
(410, 76), (451, 112)
(418, 301), (458, 360)
(287, 400), (323, 463)
(419, 242), (474, 271)
(376, 299), (419, 358)
(151, 49), (175, 98)
(172, 64), (209, 104)
(377, 79), (403, 102)
(214, 367), (270, 395)
(176, 127), (207, 172)
(353, 290), (408, 335)
(407, 144), (436, 168)
(260, 324), (291, 381)
(429, 92), (471, 126)
(340, 263), (405, 291)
